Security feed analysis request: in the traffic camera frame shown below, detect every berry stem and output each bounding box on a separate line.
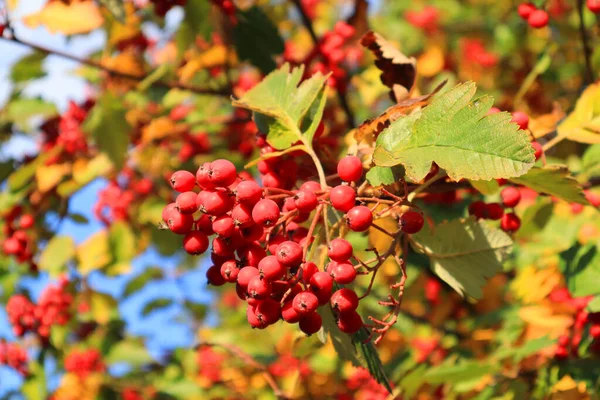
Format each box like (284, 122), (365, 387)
(407, 170), (446, 202)
(303, 205), (324, 258)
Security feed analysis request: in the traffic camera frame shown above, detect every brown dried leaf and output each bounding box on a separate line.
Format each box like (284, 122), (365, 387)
(360, 31), (416, 103)
(355, 80), (446, 142)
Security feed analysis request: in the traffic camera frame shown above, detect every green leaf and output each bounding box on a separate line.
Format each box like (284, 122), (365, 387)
(21, 361), (47, 400)
(123, 267), (164, 297)
(494, 336), (554, 362)
(50, 324), (69, 349)
(318, 306), (362, 366)
(374, 82), (535, 181)
(11, 51), (46, 83)
(183, 0), (212, 40)
(588, 296), (600, 312)
(423, 360), (497, 384)
(410, 217), (513, 299)
(353, 327), (393, 393)
(510, 165), (588, 205)
(469, 179), (500, 195)
(233, 6), (285, 74)
(91, 291), (119, 325)
(366, 165), (405, 187)
(68, 213), (89, 224)
(5, 97), (57, 127)
(98, 0), (125, 23)
(83, 92), (130, 170)
(559, 244), (600, 297)
(582, 144), (600, 176)
(105, 340), (154, 367)
(109, 221), (136, 262)
(137, 64), (171, 92)
(38, 236), (76, 277)
(232, 63), (328, 150)
(141, 297), (173, 316)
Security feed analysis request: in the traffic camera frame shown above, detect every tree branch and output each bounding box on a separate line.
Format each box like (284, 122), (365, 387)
(577, 0), (595, 84)
(0, 34), (231, 97)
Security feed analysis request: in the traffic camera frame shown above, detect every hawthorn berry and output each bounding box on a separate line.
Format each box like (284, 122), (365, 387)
(220, 260), (240, 283)
(528, 9), (549, 28)
(197, 190), (232, 216)
(276, 241), (303, 267)
(209, 159), (238, 187)
(400, 211), (425, 234)
(485, 203), (504, 220)
(589, 0), (600, 13)
(532, 142), (543, 160)
(183, 231), (209, 255)
(195, 214), (214, 235)
(176, 191), (199, 215)
(3, 238), (21, 255)
(310, 271), (334, 295)
(501, 213), (521, 232)
(346, 206), (373, 232)
(292, 291), (319, 315)
(252, 199), (280, 226)
(299, 181), (322, 193)
(336, 310), (363, 334)
(501, 187), (521, 208)
(328, 238), (353, 262)
(255, 299), (281, 325)
(167, 212), (194, 234)
(247, 276), (272, 299)
(237, 266), (260, 288)
(206, 265), (226, 286)
(212, 215), (236, 238)
(235, 180), (263, 205)
(237, 243), (266, 267)
(517, 3), (536, 19)
(170, 170), (196, 192)
(338, 155), (363, 182)
(282, 301), (301, 323)
(247, 305), (266, 329)
(511, 111), (529, 130)
(19, 214), (34, 229)
(300, 262), (318, 284)
(329, 262), (357, 284)
(162, 203), (177, 223)
(330, 185), (356, 212)
(299, 312), (322, 335)
(294, 191), (318, 213)
(331, 289), (359, 313)
(468, 200), (487, 219)
(258, 256), (286, 282)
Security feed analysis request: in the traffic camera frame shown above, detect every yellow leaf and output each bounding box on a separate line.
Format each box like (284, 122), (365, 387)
(178, 45), (236, 83)
(530, 104), (565, 139)
(550, 375), (590, 400)
(23, 1), (104, 35)
(77, 231), (111, 275)
(108, 3), (141, 47)
(368, 215), (397, 254)
(36, 163), (71, 193)
(418, 45), (445, 78)
(90, 292), (117, 325)
(7, 0), (18, 10)
(558, 82), (600, 144)
(512, 266), (561, 304)
(141, 116), (184, 144)
(519, 305), (573, 339)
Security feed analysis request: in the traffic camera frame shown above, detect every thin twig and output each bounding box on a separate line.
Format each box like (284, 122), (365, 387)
(577, 0), (595, 84)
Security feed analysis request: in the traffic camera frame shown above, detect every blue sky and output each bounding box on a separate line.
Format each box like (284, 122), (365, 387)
(0, 1), (214, 394)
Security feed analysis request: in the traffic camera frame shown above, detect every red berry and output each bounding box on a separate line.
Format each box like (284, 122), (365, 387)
(252, 199), (281, 227)
(183, 231), (209, 254)
(276, 241), (303, 267)
(197, 190), (233, 216)
(501, 213), (521, 232)
(19, 214), (34, 229)
(211, 236), (234, 258)
(329, 262), (357, 284)
(237, 266), (259, 288)
(162, 203), (177, 223)
(511, 111), (529, 130)
(212, 215), (235, 238)
(235, 180), (263, 205)
(346, 206), (373, 232)
(196, 162), (215, 189)
(282, 301), (301, 323)
(518, 3), (536, 19)
(176, 191), (199, 215)
(300, 262), (318, 284)
(400, 211), (424, 234)
(330, 185), (356, 212)
(487, 107), (501, 115)
(555, 346), (568, 360)
(268, 235), (286, 255)
(170, 170), (196, 192)
(468, 200), (487, 219)
(255, 299), (281, 325)
(206, 265), (226, 286)
(300, 181), (322, 193)
(336, 310), (363, 334)
(294, 191), (318, 213)
(195, 214), (214, 235)
(590, 324), (600, 338)
(532, 142), (543, 160)
(310, 271), (333, 295)
(247, 276), (272, 299)
(220, 260), (240, 283)
(237, 243), (266, 267)
(258, 255), (286, 282)
(167, 211), (194, 234)
(292, 291), (319, 315)
(528, 9), (549, 28)
(247, 305), (266, 329)
(485, 203), (504, 220)
(337, 155), (363, 182)
(3, 237), (21, 255)
(299, 312), (322, 335)
(589, 0), (600, 13)
(501, 187), (521, 208)
(331, 289), (359, 313)
(262, 172), (285, 188)
(209, 159), (238, 187)
(328, 238), (353, 262)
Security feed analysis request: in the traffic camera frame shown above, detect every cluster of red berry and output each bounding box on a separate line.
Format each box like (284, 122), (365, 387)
(2, 206), (37, 270)
(405, 6), (440, 34)
(468, 186), (522, 233)
(64, 349), (105, 379)
(550, 288), (600, 359)
(518, 3), (550, 29)
(6, 279), (73, 340)
(150, 0), (187, 17)
(94, 169), (153, 226)
(461, 39), (499, 68)
(0, 341), (28, 376)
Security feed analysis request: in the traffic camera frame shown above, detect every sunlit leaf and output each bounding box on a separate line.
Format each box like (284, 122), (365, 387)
(510, 166), (588, 205)
(23, 1), (104, 35)
(39, 236), (75, 278)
